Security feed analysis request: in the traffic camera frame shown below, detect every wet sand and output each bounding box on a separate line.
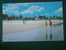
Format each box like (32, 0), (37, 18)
(2, 20), (64, 42)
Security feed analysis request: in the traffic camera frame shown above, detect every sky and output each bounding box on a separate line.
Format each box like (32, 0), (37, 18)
(2, 1), (63, 17)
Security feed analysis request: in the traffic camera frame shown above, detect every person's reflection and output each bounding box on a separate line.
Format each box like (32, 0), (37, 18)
(49, 19), (52, 40)
(50, 33), (52, 40)
(45, 19), (53, 40)
(45, 20), (48, 40)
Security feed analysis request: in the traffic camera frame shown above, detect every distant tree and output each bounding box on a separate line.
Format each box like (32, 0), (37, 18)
(58, 16), (63, 19)
(38, 16), (43, 19)
(20, 16), (22, 20)
(43, 16), (46, 19)
(4, 14), (8, 20)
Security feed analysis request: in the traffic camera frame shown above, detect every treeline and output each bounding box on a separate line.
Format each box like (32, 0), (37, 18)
(2, 14), (63, 20)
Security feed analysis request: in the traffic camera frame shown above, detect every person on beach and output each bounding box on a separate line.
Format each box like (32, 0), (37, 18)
(49, 19), (52, 25)
(23, 18), (25, 24)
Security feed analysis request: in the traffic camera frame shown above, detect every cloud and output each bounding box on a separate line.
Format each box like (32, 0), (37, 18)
(17, 3), (31, 6)
(14, 10), (20, 16)
(55, 7), (63, 13)
(21, 6), (45, 15)
(3, 9), (6, 14)
(54, 7), (63, 16)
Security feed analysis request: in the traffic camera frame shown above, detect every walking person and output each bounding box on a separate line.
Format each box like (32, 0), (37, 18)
(49, 19), (52, 25)
(23, 18), (25, 24)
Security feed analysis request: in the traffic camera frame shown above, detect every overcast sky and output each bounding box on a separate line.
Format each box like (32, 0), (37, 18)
(2, 2), (63, 17)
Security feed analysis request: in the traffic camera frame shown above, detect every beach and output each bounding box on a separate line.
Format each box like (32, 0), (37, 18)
(3, 20), (63, 34)
(2, 20), (64, 42)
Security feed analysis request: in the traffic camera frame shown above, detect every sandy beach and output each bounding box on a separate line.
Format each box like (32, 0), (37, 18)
(3, 20), (63, 34)
(2, 20), (64, 41)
